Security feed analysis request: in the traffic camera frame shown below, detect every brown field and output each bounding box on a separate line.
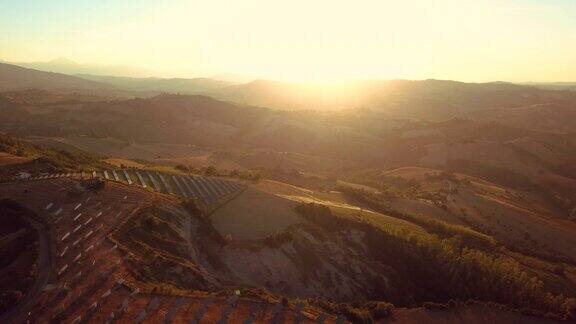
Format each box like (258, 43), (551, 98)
(255, 179), (426, 234)
(0, 152), (30, 166)
(211, 186), (302, 240)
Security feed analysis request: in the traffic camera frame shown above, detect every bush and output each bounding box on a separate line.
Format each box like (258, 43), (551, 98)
(364, 301), (394, 319)
(262, 230), (294, 248)
(336, 304), (373, 323)
(175, 164), (189, 172)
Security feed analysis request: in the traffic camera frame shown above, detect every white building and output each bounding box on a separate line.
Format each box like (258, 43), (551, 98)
(15, 172), (32, 180)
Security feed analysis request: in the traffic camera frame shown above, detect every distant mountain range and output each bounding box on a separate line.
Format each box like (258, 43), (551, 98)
(2, 60), (576, 118)
(6, 58), (155, 77)
(76, 74), (234, 95)
(520, 82), (576, 91)
(0, 62), (113, 92)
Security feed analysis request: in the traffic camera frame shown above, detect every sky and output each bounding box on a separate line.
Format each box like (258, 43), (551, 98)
(0, 0), (575, 82)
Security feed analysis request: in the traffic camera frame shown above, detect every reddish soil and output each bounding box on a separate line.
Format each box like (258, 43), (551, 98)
(0, 179), (337, 323)
(0, 152), (30, 166)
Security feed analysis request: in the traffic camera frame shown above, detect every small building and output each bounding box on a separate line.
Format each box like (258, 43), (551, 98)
(15, 172), (32, 180)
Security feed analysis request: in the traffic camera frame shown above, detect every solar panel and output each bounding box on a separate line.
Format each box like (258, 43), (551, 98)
(199, 177), (220, 199)
(112, 170), (120, 181)
(58, 264), (68, 276)
(172, 175), (188, 198)
(207, 178), (226, 196)
(179, 175), (197, 199)
(157, 172), (174, 194)
(136, 170), (147, 188)
(190, 177), (213, 204)
(123, 170), (133, 185)
(147, 171), (161, 190)
(184, 176), (209, 204)
(72, 237), (82, 246)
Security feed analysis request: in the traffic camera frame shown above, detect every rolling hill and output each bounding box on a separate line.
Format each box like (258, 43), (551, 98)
(1, 83), (576, 322)
(0, 62), (114, 93)
(7, 58), (154, 78)
(76, 74), (234, 95)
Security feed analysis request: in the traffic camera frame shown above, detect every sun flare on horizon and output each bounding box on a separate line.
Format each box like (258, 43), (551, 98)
(1, 0), (575, 83)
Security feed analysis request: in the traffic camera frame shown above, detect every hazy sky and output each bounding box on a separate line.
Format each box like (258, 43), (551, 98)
(1, 0), (575, 82)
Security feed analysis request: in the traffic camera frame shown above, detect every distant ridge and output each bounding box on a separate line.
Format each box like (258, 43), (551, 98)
(8, 57), (155, 78)
(76, 74), (234, 94)
(0, 62), (114, 92)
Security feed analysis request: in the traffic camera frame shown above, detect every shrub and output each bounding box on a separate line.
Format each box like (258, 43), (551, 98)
(262, 230), (294, 248)
(175, 164), (189, 172)
(364, 301), (395, 319)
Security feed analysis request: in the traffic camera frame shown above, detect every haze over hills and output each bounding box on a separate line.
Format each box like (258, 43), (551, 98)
(73, 72), (576, 117)
(2, 62), (576, 323)
(3, 60), (575, 118)
(4, 0), (576, 321)
(6, 58), (156, 78)
(521, 82), (576, 91)
(76, 74), (234, 95)
(0, 62), (115, 93)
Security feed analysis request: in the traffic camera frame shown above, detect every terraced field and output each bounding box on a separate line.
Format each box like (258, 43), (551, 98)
(0, 178), (337, 323)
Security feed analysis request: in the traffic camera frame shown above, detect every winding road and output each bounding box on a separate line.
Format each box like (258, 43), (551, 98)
(0, 213), (52, 324)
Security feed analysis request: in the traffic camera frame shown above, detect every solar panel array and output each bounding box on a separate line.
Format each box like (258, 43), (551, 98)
(30, 169), (245, 206)
(112, 170), (244, 206)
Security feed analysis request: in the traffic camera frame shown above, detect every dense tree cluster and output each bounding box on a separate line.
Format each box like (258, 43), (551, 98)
(340, 187), (497, 251)
(295, 202), (576, 320)
(0, 135), (102, 172)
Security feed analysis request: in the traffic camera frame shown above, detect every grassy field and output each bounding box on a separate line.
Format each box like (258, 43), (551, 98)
(211, 186), (302, 240)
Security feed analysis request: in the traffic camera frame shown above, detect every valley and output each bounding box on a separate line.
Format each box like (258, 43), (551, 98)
(0, 62), (575, 323)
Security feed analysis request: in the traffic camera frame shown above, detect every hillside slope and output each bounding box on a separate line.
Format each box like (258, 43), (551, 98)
(0, 63), (114, 92)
